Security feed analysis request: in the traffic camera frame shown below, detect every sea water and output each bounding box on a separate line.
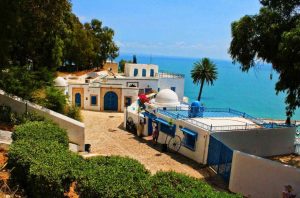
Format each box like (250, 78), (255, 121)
(117, 54), (300, 120)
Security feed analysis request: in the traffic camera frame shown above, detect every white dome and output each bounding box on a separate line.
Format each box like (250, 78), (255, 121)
(154, 89), (180, 107)
(54, 77), (67, 87)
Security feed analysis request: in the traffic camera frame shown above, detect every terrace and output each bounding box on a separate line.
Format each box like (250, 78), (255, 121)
(157, 107), (294, 132)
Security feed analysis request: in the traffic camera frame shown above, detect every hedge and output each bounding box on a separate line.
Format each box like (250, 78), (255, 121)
(8, 121), (241, 198)
(12, 121), (69, 148)
(149, 171), (240, 198)
(9, 139), (84, 198)
(76, 156), (151, 197)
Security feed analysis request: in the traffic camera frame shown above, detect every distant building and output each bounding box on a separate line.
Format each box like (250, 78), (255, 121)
(55, 63), (185, 112)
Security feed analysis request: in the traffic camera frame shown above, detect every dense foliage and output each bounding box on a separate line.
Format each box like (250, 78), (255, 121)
(229, 0), (300, 117)
(76, 156), (151, 197)
(8, 121), (240, 198)
(33, 86), (67, 114)
(149, 172), (239, 198)
(65, 105), (82, 121)
(191, 58), (218, 101)
(0, 0), (119, 100)
(12, 121), (69, 147)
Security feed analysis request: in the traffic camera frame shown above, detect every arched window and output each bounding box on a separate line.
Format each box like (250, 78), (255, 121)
(150, 69), (154, 77)
(134, 68), (138, 76)
(142, 69), (147, 77)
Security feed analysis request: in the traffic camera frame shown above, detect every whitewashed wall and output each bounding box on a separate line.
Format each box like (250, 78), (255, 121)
(211, 127), (296, 156)
(105, 78), (159, 92)
(0, 91), (85, 151)
(125, 63), (158, 77)
(158, 78), (185, 100)
(229, 151), (300, 198)
(156, 113), (210, 164)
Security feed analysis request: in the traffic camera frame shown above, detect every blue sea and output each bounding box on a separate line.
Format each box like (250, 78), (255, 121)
(117, 54), (300, 120)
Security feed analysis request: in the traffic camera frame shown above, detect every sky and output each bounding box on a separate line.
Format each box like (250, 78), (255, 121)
(72, 0), (262, 60)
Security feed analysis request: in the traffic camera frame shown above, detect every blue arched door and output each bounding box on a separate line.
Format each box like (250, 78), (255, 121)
(75, 93), (81, 107)
(104, 91), (118, 111)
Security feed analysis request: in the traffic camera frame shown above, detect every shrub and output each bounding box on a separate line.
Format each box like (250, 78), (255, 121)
(76, 156), (151, 198)
(36, 86), (67, 114)
(149, 171), (240, 198)
(9, 139), (84, 198)
(12, 121), (68, 148)
(65, 105), (82, 121)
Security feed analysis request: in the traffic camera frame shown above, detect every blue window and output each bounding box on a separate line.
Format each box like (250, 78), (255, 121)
(181, 128), (198, 150)
(156, 118), (176, 137)
(150, 69), (154, 77)
(171, 87), (176, 92)
(134, 68), (138, 76)
(142, 69), (147, 77)
(91, 95), (97, 106)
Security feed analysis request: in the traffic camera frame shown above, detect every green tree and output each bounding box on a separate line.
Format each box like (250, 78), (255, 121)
(229, 0), (300, 117)
(118, 59), (132, 73)
(0, 0), (72, 98)
(191, 58), (218, 101)
(133, 55), (137, 64)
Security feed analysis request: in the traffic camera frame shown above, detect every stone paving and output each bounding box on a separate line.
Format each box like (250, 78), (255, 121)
(82, 110), (211, 178)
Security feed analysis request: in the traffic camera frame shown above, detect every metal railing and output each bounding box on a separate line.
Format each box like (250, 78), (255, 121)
(158, 71), (185, 79)
(156, 107), (294, 132)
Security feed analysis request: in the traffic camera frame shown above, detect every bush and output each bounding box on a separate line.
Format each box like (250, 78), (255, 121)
(35, 86), (67, 114)
(149, 171), (240, 198)
(9, 140), (84, 198)
(65, 105), (82, 121)
(12, 121), (68, 148)
(76, 156), (151, 198)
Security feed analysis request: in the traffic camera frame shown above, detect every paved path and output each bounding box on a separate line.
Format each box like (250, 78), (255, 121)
(0, 130), (12, 144)
(82, 110), (211, 178)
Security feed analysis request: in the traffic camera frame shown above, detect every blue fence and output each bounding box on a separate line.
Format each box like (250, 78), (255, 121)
(157, 107), (296, 132)
(207, 135), (233, 182)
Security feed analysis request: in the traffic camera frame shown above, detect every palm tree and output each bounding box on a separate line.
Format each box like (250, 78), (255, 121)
(191, 58), (218, 101)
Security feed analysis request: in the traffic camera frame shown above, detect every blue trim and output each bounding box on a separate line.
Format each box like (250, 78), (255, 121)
(181, 128), (198, 138)
(143, 112), (157, 120)
(155, 118), (170, 126)
(181, 128), (198, 151)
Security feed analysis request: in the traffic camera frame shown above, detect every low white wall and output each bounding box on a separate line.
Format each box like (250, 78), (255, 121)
(229, 151), (300, 198)
(0, 91), (85, 151)
(156, 113), (210, 164)
(212, 127), (296, 156)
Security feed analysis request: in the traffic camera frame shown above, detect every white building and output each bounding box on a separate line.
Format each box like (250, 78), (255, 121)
(125, 89), (299, 198)
(55, 63), (185, 112)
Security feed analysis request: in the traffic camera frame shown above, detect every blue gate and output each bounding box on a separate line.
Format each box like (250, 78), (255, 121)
(104, 91), (118, 111)
(207, 135), (233, 182)
(75, 93), (81, 107)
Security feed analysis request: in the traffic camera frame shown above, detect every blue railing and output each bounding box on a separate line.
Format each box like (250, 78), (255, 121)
(157, 107), (295, 132)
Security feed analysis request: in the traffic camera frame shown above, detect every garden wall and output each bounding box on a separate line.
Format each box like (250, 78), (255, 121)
(0, 90), (85, 151)
(229, 151), (300, 198)
(211, 127), (296, 156)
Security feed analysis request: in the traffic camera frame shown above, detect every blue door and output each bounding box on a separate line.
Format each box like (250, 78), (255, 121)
(148, 118), (153, 135)
(104, 91), (118, 111)
(75, 93), (81, 107)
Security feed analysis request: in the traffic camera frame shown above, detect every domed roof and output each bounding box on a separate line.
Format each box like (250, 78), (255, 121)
(154, 89), (180, 107)
(54, 77), (67, 87)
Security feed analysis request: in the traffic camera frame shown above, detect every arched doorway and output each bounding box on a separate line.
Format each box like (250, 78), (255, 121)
(75, 93), (81, 107)
(104, 91), (118, 111)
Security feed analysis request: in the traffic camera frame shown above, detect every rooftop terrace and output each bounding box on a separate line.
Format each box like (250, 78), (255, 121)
(157, 107), (294, 132)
